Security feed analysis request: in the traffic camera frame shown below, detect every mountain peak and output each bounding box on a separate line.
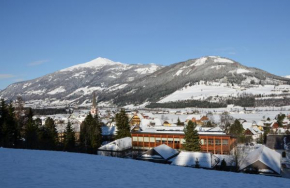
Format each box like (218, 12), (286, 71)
(60, 57), (123, 72)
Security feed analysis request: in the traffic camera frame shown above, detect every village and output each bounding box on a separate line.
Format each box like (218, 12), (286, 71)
(28, 93), (290, 178)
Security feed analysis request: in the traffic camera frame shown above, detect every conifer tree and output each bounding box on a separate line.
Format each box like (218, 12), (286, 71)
(3, 103), (18, 147)
(115, 109), (131, 139)
(63, 121), (76, 152)
(80, 113), (102, 154)
(24, 109), (39, 149)
(0, 100), (19, 148)
(183, 120), (201, 151)
(43, 117), (58, 150)
(0, 99), (8, 147)
(177, 117), (182, 126)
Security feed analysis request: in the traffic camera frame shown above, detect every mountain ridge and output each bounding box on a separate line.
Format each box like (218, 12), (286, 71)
(1, 56), (289, 107)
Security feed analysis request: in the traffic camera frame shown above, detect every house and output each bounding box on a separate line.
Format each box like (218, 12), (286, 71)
(163, 120), (172, 126)
(98, 137), (132, 157)
(129, 112), (143, 126)
(138, 144), (179, 163)
(239, 145), (281, 175)
(171, 151), (213, 168)
(185, 114), (208, 126)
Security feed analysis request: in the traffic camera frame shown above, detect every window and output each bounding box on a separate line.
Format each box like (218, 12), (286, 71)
(181, 139), (186, 144)
(144, 137), (149, 142)
(200, 139), (205, 145)
(138, 137), (143, 142)
(132, 137), (138, 141)
(208, 139), (214, 145)
(215, 139), (221, 145)
(222, 140), (229, 145)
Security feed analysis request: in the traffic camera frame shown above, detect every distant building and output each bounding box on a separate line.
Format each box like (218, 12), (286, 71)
(90, 92), (98, 116)
(131, 130), (236, 155)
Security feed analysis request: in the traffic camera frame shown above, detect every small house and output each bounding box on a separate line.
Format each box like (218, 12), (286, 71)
(239, 145), (281, 175)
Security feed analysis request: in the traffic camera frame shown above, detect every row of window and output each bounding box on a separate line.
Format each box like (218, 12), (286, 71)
(200, 139), (228, 145)
(132, 137), (229, 145)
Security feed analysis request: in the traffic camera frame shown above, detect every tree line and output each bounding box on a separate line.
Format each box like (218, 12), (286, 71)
(0, 98), (131, 154)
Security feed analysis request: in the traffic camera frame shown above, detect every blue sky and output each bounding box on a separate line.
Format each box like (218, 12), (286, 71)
(1, 0), (290, 89)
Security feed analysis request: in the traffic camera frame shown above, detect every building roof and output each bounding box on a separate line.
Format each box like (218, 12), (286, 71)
(98, 137), (131, 151)
(153, 144), (179, 160)
(239, 145), (281, 174)
(171, 151), (212, 168)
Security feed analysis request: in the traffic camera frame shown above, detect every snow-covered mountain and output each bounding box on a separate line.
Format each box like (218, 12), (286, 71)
(108, 56), (290, 105)
(0, 57), (162, 107)
(285, 75), (290, 79)
(1, 56), (289, 107)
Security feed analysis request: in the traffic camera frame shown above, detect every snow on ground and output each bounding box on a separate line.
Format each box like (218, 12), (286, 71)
(159, 83), (237, 103)
(47, 86), (66, 95)
(174, 70), (183, 76)
(22, 83), (31, 89)
(158, 83), (290, 103)
(107, 84), (128, 92)
(213, 57), (234, 63)
(135, 64), (160, 74)
(67, 86), (103, 97)
(236, 69), (251, 74)
(1, 148), (289, 188)
(192, 57), (207, 66)
(210, 65), (226, 70)
(24, 89), (46, 95)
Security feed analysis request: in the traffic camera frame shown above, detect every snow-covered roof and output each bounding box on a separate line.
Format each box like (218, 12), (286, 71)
(171, 151), (212, 168)
(207, 127), (223, 132)
(242, 122), (253, 130)
(239, 145), (281, 174)
(246, 127), (258, 135)
(153, 144), (179, 160)
(98, 137), (132, 151)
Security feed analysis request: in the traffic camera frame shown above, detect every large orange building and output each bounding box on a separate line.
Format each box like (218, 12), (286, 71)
(131, 131), (236, 155)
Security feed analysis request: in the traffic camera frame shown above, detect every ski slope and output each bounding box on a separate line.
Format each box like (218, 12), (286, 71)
(0, 148), (289, 188)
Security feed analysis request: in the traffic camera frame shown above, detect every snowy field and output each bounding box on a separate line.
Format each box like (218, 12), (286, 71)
(1, 148), (289, 188)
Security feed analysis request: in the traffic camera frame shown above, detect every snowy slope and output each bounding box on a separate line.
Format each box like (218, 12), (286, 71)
(159, 82), (290, 103)
(285, 75), (290, 79)
(1, 148), (289, 188)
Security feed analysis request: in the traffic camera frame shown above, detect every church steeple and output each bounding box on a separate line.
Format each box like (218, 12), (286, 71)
(91, 92), (98, 116)
(92, 91), (96, 108)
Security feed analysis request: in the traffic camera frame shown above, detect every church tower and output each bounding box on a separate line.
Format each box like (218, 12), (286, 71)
(90, 92), (98, 116)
